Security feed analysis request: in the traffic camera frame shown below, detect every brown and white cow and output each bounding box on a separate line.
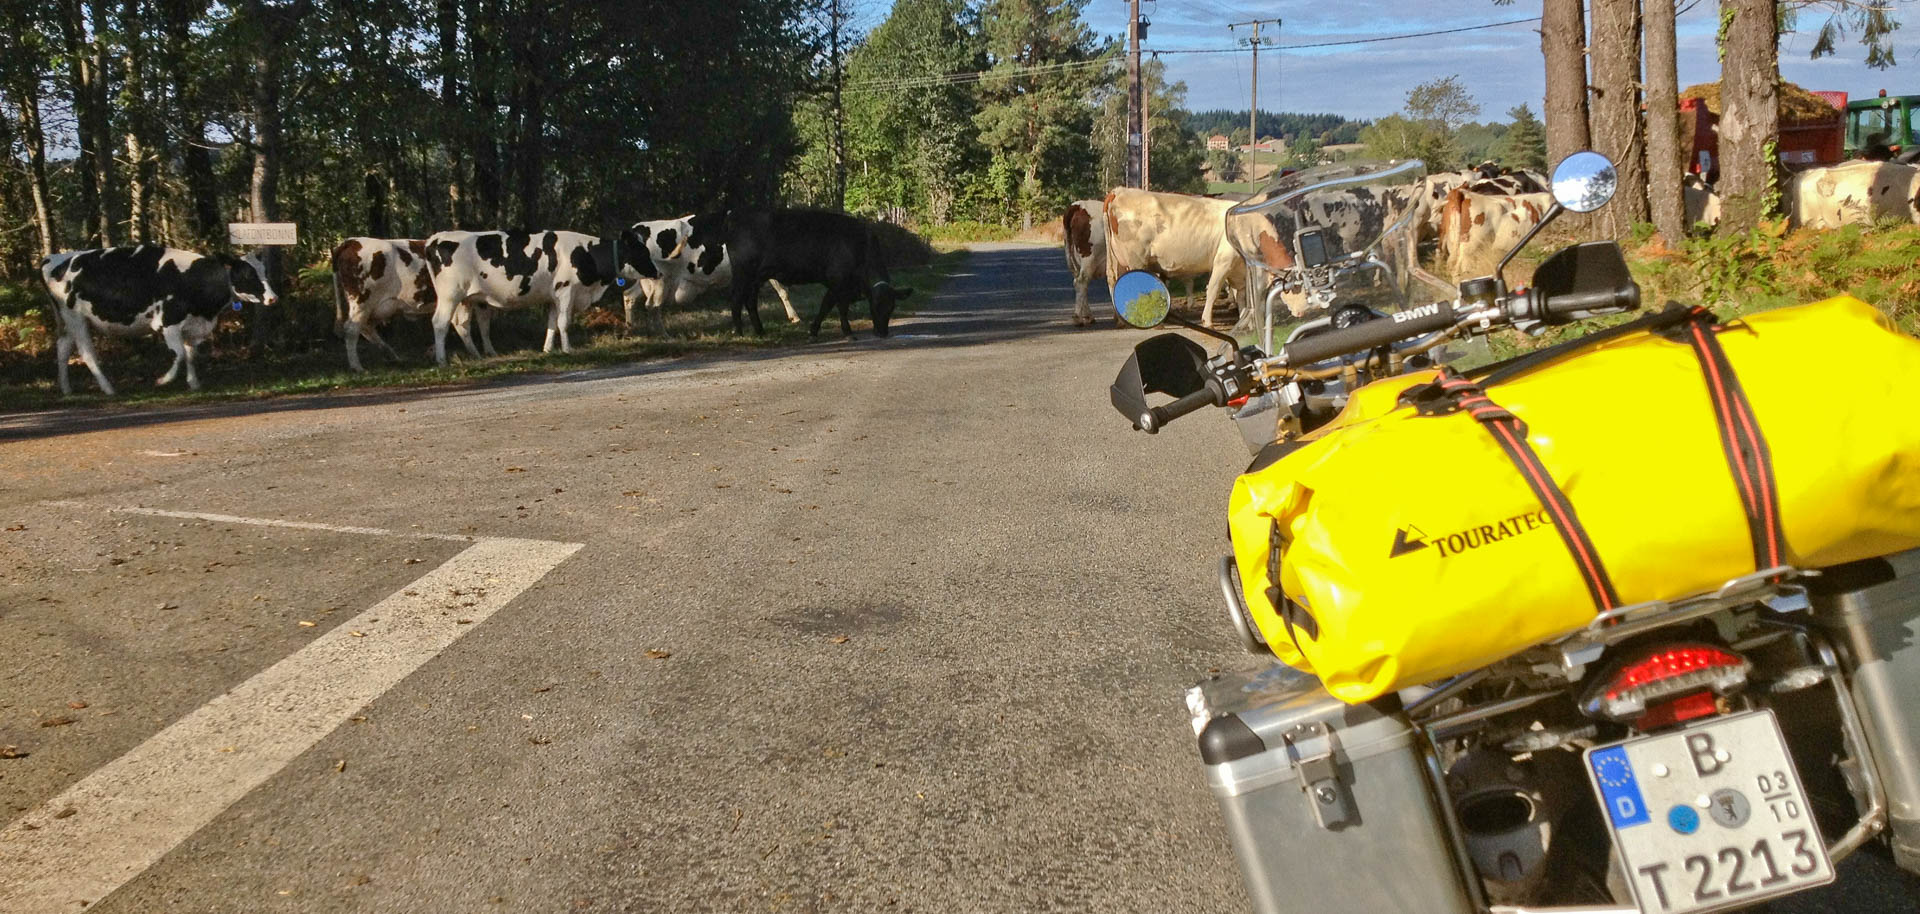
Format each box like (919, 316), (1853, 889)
(1787, 161), (1920, 230)
(1062, 199), (1107, 326)
(1438, 189), (1553, 279)
(331, 237), (481, 372)
(1103, 188), (1244, 327)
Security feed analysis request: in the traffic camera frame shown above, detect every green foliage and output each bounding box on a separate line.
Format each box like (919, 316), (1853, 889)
(1090, 58), (1205, 194)
(1497, 104), (1548, 171)
(972, 0), (1108, 227)
(1404, 75), (1480, 133)
(1361, 115), (1456, 170)
(1207, 148), (1245, 182)
(1186, 111), (1365, 146)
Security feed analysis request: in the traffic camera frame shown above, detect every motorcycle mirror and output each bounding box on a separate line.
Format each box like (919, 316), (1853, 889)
(1114, 270), (1172, 329)
(1550, 151), (1619, 213)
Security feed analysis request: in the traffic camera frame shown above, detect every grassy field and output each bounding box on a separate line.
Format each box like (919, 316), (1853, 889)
(1475, 221), (1920, 361)
(0, 250), (966, 413)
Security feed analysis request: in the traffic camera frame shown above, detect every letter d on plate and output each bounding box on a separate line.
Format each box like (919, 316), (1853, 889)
(1591, 746), (1651, 828)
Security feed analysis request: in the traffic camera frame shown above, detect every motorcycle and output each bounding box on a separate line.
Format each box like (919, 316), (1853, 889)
(1108, 153), (1920, 913)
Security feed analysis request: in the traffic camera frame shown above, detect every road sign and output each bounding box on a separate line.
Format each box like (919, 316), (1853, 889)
(228, 222), (298, 246)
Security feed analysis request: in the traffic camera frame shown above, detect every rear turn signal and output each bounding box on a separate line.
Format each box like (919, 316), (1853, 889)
(1582, 644), (1750, 723)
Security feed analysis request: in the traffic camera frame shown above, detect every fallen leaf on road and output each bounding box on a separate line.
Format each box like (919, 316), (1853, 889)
(0, 746), (27, 759)
(505, 467), (526, 473)
(622, 490), (645, 497)
(156, 601), (178, 610)
(39, 716), (74, 728)
(68, 700), (88, 710)
(349, 875), (372, 887)
(456, 618), (473, 624)
(298, 620), (316, 628)
(4, 524), (23, 532)
(349, 631), (366, 637)
(53, 807), (76, 819)
(521, 713), (534, 720)
(334, 759), (347, 773)
(532, 683), (554, 693)
(645, 649), (671, 659)
(528, 736), (552, 745)
(829, 636), (850, 645)
(405, 558), (423, 565)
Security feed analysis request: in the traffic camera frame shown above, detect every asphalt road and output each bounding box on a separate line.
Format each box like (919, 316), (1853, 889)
(3, 242), (1914, 914)
(0, 243), (1264, 913)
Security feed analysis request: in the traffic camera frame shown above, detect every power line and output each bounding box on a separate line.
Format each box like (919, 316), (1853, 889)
(1152, 17), (1543, 55)
(837, 16), (1544, 95)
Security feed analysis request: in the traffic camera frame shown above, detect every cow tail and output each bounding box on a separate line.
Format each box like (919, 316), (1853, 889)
(1062, 209), (1077, 274)
(331, 259), (347, 333)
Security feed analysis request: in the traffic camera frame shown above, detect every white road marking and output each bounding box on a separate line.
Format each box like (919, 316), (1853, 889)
(0, 514), (581, 913)
(40, 500), (476, 541)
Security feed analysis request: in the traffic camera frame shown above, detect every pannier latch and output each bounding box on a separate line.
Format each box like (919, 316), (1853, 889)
(1282, 722), (1356, 830)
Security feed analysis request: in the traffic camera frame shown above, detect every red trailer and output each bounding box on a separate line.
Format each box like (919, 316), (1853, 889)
(1680, 86), (1847, 178)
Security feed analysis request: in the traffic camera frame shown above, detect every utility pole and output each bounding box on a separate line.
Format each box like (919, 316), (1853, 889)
(1142, 52), (1152, 189)
(830, 0), (846, 209)
(1229, 17), (1279, 183)
(1126, 0), (1142, 188)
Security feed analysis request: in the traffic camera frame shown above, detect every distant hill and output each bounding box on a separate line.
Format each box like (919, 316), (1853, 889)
(1187, 110), (1368, 145)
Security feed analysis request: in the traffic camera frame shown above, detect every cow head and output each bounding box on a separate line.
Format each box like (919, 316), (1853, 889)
(618, 224), (661, 281)
(869, 282), (912, 337)
(222, 251), (279, 307)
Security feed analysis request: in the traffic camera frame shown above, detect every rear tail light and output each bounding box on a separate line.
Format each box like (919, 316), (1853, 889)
(1582, 644), (1750, 723)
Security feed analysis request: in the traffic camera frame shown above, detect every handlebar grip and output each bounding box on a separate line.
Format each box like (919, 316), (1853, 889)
(1536, 282), (1641, 323)
(1141, 386), (1220, 433)
(1282, 302), (1457, 367)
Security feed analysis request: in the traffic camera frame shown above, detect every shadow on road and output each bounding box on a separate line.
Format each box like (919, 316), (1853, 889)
(0, 242), (1125, 443)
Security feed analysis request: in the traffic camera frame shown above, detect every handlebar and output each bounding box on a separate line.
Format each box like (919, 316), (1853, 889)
(1280, 301), (1459, 367)
(1141, 386), (1220, 434)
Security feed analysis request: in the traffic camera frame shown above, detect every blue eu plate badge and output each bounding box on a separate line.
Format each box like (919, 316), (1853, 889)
(1589, 745), (1650, 828)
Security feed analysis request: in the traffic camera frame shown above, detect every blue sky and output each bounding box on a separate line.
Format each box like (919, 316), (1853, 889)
(1056, 1), (1915, 122)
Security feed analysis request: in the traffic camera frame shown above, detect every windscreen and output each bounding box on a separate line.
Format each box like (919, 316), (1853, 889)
(1224, 160), (1453, 355)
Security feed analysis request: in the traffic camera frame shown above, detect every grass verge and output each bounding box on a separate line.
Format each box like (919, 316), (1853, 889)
(0, 249), (966, 413)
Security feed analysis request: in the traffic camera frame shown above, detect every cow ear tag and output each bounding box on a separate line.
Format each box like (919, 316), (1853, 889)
(232, 301), (244, 311)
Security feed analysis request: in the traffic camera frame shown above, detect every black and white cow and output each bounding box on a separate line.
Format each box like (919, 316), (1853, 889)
(617, 216), (796, 335)
(421, 230), (618, 365)
(39, 245), (277, 395)
(718, 209), (912, 338)
(332, 237), (472, 372)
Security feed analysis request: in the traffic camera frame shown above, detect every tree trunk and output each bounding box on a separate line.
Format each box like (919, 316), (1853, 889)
(1643, 0), (1686, 242)
(466, 0), (500, 225)
(1590, 0), (1649, 237)
(121, 0), (152, 243)
(244, 0), (311, 348)
(162, 0), (220, 245)
(58, 0), (108, 246)
(15, 74), (59, 259)
(1718, 0), (1778, 230)
(1540, 0), (1591, 169)
(437, 0), (465, 227)
(85, 0), (116, 243)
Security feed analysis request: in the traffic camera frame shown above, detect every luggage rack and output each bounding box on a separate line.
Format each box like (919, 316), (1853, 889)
(1550, 564), (1812, 675)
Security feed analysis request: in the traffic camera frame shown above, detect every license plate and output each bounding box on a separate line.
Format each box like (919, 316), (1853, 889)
(1585, 710), (1834, 914)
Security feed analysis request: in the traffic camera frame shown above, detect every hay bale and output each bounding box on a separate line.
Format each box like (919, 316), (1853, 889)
(1680, 79), (1843, 125)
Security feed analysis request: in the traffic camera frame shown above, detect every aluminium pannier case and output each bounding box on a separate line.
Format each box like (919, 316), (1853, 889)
(1187, 664), (1474, 914)
(1809, 546), (1920, 872)
(1230, 296), (1920, 703)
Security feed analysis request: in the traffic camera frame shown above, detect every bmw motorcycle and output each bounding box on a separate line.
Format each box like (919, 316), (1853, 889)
(1108, 153), (1920, 913)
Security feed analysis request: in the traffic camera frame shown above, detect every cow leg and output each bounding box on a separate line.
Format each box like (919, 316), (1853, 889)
(552, 293), (575, 354)
(472, 304), (498, 357)
(343, 318), (367, 372)
(431, 296), (459, 366)
(54, 329), (74, 396)
(69, 320), (115, 396)
(1072, 277), (1093, 327)
(1202, 270), (1229, 328)
(364, 322), (402, 364)
(1185, 277), (1199, 313)
(158, 324), (190, 387)
(770, 280), (801, 323)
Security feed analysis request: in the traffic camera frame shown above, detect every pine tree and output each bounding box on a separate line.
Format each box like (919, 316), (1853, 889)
(1500, 105), (1548, 172)
(973, 0), (1105, 229)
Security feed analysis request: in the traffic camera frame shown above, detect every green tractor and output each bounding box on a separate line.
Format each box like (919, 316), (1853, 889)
(1844, 90), (1920, 161)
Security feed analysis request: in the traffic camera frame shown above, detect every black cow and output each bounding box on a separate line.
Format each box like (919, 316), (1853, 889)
(39, 245), (278, 395)
(717, 209), (913, 338)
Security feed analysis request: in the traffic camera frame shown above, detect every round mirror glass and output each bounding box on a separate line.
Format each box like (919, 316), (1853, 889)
(1550, 151), (1619, 213)
(1113, 270), (1172, 329)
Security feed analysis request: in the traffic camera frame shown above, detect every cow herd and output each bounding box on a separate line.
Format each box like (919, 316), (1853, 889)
(1065, 162), (1554, 328)
(37, 209), (912, 396)
(1063, 156), (1920, 329)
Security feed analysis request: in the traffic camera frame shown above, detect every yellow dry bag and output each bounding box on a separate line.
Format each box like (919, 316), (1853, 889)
(1229, 296), (1920, 703)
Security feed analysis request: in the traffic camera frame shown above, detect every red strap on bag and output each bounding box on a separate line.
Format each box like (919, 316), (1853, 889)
(1672, 309), (1788, 575)
(1402, 373), (1623, 614)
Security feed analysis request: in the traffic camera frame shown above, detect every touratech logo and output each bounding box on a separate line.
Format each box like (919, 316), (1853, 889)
(1390, 511), (1554, 558)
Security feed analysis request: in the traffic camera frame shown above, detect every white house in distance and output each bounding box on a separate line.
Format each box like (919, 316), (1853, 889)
(1206, 134), (1231, 151)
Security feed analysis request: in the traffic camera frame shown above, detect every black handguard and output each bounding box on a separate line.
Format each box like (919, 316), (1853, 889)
(1140, 385), (1220, 434)
(1281, 301), (1457, 367)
